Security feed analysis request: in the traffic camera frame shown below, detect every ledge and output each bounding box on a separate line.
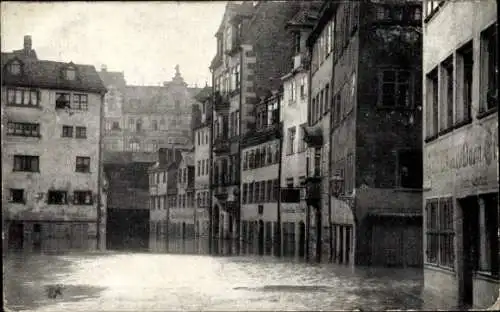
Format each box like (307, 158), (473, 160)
(477, 107), (498, 120)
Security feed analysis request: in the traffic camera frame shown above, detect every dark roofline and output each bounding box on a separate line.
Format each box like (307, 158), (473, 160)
(306, 2), (336, 48)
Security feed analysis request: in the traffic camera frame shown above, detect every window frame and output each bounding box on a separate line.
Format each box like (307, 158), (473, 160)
(73, 190), (93, 205)
(75, 156), (91, 173)
(13, 155), (39, 172)
(377, 68), (414, 109)
(7, 122), (40, 137)
(6, 88), (39, 107)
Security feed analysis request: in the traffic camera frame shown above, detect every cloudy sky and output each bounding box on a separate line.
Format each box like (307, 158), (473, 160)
(1, 1), (228, 87)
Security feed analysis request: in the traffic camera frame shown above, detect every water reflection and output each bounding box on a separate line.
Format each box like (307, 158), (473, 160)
(3, 252), (458, 311)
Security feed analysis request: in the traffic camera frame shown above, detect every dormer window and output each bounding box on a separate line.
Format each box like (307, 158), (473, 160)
(8, 60), (22, 75)
(64, 66), (76, 80)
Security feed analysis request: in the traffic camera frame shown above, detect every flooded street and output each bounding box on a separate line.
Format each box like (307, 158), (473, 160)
(4, 252), (458, 311)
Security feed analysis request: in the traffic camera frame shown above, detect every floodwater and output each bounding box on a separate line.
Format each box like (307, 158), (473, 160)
(3, 252), (459, 311)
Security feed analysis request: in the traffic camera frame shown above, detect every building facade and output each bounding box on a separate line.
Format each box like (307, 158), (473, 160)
(98, 65), (126, 153)
(304, 0), (424, 268)
(210, 1), (255, 254)
(240, 93), (282, 256)
(209, 0), (309, 255)
(192, 88), (212, 254)
(422, 0), (498, 308)
(2, 35), (106, 252)
(279, 3), (320, 259)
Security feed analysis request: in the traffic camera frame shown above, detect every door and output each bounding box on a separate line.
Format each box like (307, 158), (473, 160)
(33, 223), (42, 252)
(258, 220), (265, 255)
(461, 197), (479, 308)
(298, 221), (306, 259)
(8, 222), (24, 251)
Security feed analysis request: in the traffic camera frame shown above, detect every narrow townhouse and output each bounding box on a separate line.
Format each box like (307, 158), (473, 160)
(240, 92), (282, 256)
(303, 2), (335, 263)
(210, 1), (255, 255)
(279, 2), (321, 259)
(168, 151), (196, 254)
(192, 88), (212, 254)
(422, 0), (498, 309)
(2, 35), (107, 252)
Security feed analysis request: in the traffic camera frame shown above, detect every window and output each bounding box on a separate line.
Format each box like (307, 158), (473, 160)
(286, 177), (294, 188)
(55, 93), (71, 109)
(439, 57), (454, 131)
(73, 191), (93, 205)
(75, 126), (87, 139)
(8, 60), (22, 75)
(425, 68), (439, 138)
(128, 118), (135, 130)
(152, 120), (158, 131)
(300, 76), (306, 99)
(424, 0), (445, 20)
(76, 156), (90, 173)
(266, 180), (273, 202)
(379, 69), (412, 108)
(393, 7), (403, 20)
(235, 63), (240, 90)
(298, 124), (306, 153)
(425, 198), (454, 268)
(289, 80), (296, 103)
(249, 182), (254, 204)
(47, 190), (67, 205)
(73, 94), (88, 110)
(476, 194), (499, 276)
(412, 6), (422, 21)
(273, 179), (279, 202)
(457, 43), (473, 123)
(334, 93), (341, 124)
(376, 5), (390, 20)
(398, 150), (422, 189)
(9, 189), (24, 203)
(481, 25), (497, 112)
(64, 67), (76, 80)
(13, 155), (39, 172)
(7, 122), (40, 137)
(136, 119), (142, 132)
(260, 181), (266, 202)
(324, 84), (330, 113)
(287, 127), (296, 155)
(7, 88), (38, 106)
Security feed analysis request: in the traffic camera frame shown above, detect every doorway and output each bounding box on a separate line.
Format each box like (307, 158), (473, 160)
(33, 223), (42, 252)
(460, 196), (479, 308)
(258, 220), (264, 255)
(8, 222), (24, 251)
(298, 221), (306, 258)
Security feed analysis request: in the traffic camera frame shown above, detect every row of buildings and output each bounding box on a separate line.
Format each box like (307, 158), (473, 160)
(1, 35), (203, 253)
(147, 0), (498, 309)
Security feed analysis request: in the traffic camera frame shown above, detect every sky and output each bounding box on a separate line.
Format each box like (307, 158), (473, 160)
(1, 1), (228, 87)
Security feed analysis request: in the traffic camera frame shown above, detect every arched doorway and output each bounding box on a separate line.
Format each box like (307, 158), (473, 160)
(258, 220), (265, 255)
(298, 221), (306, 259)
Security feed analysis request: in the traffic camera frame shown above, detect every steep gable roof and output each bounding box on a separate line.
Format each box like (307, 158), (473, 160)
(1, 52), (106, 93)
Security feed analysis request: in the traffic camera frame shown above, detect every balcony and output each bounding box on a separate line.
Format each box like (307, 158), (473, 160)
(305, 174), (322, 207)
(213, 136), (230, 155)
(213, 92), (230, 112)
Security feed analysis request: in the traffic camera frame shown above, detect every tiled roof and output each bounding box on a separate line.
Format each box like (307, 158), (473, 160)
(286, 2), (323, 28)
(1, 52), (106, 93)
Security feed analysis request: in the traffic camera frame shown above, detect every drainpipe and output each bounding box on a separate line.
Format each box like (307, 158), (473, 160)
(305, 40), (313, 262)
(96, 91), (105, 251)
(238, 48), (244, 255)
(327, 4), (336, 263)
(276, 95), (283, 258)
(208, 68), (214, 255)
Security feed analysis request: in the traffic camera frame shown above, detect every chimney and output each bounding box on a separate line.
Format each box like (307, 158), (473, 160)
(23, 35), (32, 52)
(101, 64), (107, 72)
